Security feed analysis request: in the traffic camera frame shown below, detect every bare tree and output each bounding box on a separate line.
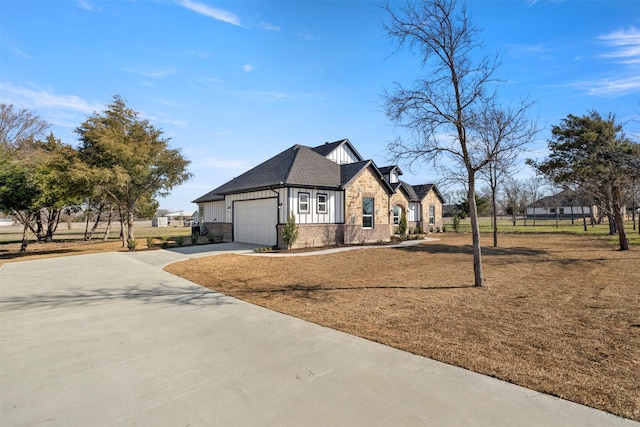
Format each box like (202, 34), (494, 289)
(382, 0), (536, 286)
(477, 103), (539, 247)
(0, 104), (50, 148)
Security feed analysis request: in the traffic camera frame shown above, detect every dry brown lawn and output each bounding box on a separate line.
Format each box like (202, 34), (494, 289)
(165, 233), (640, 421)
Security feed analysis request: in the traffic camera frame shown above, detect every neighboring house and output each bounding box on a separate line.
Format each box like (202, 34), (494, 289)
(526, 190), (598, 221)
(193, 139), (444, 248)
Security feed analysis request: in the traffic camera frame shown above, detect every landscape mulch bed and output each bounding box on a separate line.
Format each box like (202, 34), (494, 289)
(165, 233), (640, 421)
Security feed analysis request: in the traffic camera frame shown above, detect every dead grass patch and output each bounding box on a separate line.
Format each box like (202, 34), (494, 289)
(165, 233), (640, 421)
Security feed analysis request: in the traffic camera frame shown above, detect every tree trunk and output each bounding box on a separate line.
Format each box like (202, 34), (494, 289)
(84, 208), (92, 240)
(581, 205), (587, 232)
(468, 176), (484, 287)
(127, 206), (135, 245)
(102, 207), (113, 241)
(612, 187), (629, 251)
(87, 204), (104, 241)
(44, 208), (61, 242)
(492, 185), (498, 248)
(20, 223), (30, 252)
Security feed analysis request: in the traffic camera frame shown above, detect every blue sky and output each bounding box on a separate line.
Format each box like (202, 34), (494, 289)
(2, 0), (639, 210)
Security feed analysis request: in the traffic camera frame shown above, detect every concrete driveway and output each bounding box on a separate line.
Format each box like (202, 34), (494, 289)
(1, 244), (637, 426)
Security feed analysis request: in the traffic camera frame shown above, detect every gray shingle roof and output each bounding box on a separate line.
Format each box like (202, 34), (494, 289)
(396, 180), (419, 201)
(192, 191), (224, 203)
(412, 184), (445, 203)
(529, 190), (593, 208)
(311, 138), (364, 161)
(192, 145), (342, 201)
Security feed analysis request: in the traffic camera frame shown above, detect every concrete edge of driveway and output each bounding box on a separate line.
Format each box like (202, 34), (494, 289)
(243, 237), (440, 257)
(127, 238), (440, 268)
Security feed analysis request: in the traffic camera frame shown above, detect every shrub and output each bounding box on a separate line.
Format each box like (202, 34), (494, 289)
(415, 225), (423, 234)
(127, 239), (137, 251)
(146, 236), (155, 248)
(282, 212), (299, 250)
(429, 226), (434, 233)
(191, 233), (199, 244)
(452, 216), (461, 233)
(397, 211), (408, 235)
(176, 236), (185, 246)
(161, 235), (170, 247)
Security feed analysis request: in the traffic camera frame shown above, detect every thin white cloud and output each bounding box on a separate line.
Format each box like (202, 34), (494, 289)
(187, 49), (210, 59)
(583, 75), (640, 97)
(259, 22), (281, 31)
(78, 1), (92, 11)
(243, 64), (253, 72)
(5, 42), (33, 59)
(125, 67), (176, 79)
(0, 82), (101, 114)
(177, 0), (241, 27)
(298, 32), (316, 41)
(599, 27), (640, 65)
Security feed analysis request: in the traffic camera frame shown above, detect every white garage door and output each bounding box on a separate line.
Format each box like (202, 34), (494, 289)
(234, 198), (278, 246)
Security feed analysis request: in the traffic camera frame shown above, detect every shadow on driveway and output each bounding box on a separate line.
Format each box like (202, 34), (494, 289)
(0, 283), (232, 311)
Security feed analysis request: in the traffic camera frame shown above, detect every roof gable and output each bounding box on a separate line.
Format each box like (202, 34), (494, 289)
(412, 184), (445, 203)
(312, 138), (364, 164)
(201, 145), (341, 196)
(340, 160), (394, 193)
(529, 190), (593, 208)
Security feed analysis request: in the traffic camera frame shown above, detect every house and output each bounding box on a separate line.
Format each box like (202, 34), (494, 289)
(193, 139), (444, 248)
(526, 190), (598, 221)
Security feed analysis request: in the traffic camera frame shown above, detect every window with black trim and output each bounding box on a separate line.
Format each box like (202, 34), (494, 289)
(363, 197), (374, 228)
(429, 205), (435, 225)
(317, 194), (327, 214)
(393, 205), (400, 225)
(298, 192), (310, 213)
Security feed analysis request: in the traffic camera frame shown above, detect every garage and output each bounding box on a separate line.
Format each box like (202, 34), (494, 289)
(233, 198), (278, 246)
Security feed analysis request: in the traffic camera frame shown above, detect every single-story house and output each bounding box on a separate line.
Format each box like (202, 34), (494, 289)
(193, 139), (444, 248)
(526, 190), (598, 221)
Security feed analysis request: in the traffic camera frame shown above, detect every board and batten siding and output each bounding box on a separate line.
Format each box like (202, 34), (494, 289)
(200, 189), (287, 223)
(408, 202), (420, 222)
(201, 200), (226, 223)
(286, 188), (344, 224)
(527, 206), (594, 216)
(325, 144), (359, 165)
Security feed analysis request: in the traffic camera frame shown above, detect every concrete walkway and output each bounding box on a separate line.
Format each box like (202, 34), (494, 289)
(0, 244), (637, 426)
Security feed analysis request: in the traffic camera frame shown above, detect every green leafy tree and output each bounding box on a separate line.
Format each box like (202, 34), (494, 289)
(26, 134), (84, 242)
(282, 212), (299, 250)
(0, 147), (41, 251)
(75, 95), (192, 246)
(528, 111), (640, 250)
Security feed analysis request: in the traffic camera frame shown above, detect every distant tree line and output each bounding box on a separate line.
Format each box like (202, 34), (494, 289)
(0, 96), (192, 252)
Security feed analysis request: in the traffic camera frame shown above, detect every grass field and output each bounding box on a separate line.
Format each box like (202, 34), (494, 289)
(444, 216), (640, 246)
(0, 223), (193, 265)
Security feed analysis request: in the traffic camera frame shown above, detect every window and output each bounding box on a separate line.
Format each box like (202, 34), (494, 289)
(428, 205), (435, 225)
(198, 205), (204, 224)
(550, 208), (556, 214)
(298, 192), (310, 213)
(559, 207), (565, 215)
(317, 194), (327, 214)
(363, 197), (374, 228)
(393, 205), (400, 225)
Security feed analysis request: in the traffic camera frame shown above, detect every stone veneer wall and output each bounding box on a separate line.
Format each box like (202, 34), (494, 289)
(277, 224), (344, 249)
(421, 190), (443, 230)
(203, 222), (232, 242)
(344, 167), (392, 244)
